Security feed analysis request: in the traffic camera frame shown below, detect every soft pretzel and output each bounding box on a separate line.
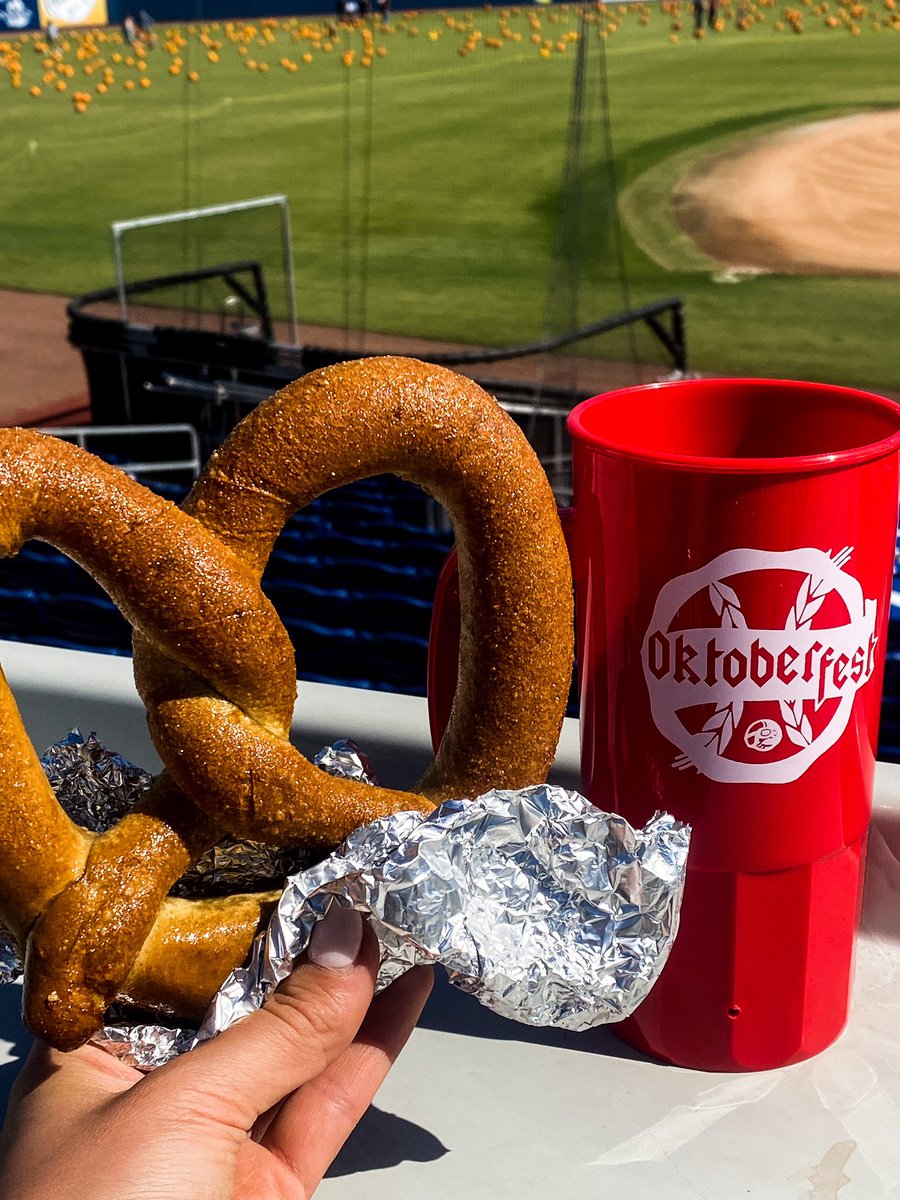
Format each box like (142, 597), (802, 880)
(0, 357), (573, 1051)
(136, 356), (574, 838)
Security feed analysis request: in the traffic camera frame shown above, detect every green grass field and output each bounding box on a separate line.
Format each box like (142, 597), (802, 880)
(2, 4), (900, 388)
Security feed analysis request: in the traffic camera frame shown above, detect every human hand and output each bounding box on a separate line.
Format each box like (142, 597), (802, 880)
(0, 904), (433, 1200)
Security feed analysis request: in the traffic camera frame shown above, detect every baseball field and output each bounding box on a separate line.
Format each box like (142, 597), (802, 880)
(2, 2), (900, 389)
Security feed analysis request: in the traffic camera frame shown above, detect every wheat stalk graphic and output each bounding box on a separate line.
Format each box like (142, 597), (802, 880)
(778, 698), (812, 747)
(709, 581), (747, 631)
(781, 547), (852, 731)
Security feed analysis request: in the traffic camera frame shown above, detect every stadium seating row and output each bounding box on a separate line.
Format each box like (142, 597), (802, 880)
(0, 474), (452, 698)
(8, 469), (900, 756)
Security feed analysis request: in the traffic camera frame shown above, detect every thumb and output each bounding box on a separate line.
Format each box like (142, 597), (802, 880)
(139, 902), (379, 1128)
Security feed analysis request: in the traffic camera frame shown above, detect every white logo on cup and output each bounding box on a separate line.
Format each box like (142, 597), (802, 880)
(641, 548), (878, 783)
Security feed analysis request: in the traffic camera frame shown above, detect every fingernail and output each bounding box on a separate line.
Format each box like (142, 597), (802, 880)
(307, 904), (364, 971)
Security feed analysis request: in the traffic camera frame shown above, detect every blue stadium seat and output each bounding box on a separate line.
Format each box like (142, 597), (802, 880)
(362, 629), (430, 692)
(265, 549), (433, 598)
(282, 511), (333, 538)
(0, 587), (43, 640)
(349, 590), (434, 639)
(298, 532), (387, 561)
(0, 476), (442, 696)
(335, 557), (436, 601)
(305, 475), (437, 527)
(283, 620), (429, 696)
(879, 696), (900, 762)
(308, 498), (394, 527)
(40, 592), (132, 653)
(354, 519), (453, 547)
(282, 616), (362, 680)
(8, 545), (109, 602)
(141, 476), (191, 504)
(264, 576), (435, 642)
(0, 544), (78, 594)
(263, 548), (320, 580)
(264, 579), (357, 630)
(383, 538), (451, 576)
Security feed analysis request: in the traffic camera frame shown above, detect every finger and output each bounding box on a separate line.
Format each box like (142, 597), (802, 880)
(259, 964), (434, 1192)
(137, 903), (379, 1129)
(249, 964), (433, 1146)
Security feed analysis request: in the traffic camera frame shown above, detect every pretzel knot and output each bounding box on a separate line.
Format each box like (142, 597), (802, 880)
(0, 357), (573, 1051)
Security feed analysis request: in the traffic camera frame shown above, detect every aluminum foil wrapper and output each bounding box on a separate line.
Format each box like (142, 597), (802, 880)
(0, 729), (337, 985)
(4, 732), (690, 1070)
(43, 728), (312, 899)
(171, 837), (309, 900)
(312, 737), (378, 784)
(0, 935), (21, 986)
(42, 728), (153, 832)
(199, 787), (690, 1046)
(0, 729), (151, 982)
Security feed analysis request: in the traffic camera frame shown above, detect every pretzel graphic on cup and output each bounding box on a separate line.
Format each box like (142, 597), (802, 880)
(0, 357), (574, 1051)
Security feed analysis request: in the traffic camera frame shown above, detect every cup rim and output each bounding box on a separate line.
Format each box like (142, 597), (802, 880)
(567, 378), (900, 474)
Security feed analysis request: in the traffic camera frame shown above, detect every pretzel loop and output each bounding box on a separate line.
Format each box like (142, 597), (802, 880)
(135, 357), (574, 842)
(0, 429), (292, 1047)
(0, 358), (573, 1051)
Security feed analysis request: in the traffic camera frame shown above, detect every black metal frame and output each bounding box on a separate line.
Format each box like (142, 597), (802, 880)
(424, 297), (687, 375)
(66, 263), (688, 452)
(68, 260), (275, 341)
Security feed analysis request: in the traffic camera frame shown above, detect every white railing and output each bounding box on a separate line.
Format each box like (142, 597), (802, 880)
(36, 423), (202, 479)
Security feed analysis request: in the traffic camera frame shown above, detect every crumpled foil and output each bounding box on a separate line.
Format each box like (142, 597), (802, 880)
(40, 728), (313, 898)
(0, 729), (346, 980)
(312, 737), (378, 785)
(0, 729), (150, 983)
(0, 937), (21, 987)
(198, 788), (690, 1043)
(41, 728), (152, 832)
(171, 837), (309, 900)
(6, 732), (690, 1070)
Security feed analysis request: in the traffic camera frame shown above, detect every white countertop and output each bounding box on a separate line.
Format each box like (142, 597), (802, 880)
(1, 640), (899, 1198)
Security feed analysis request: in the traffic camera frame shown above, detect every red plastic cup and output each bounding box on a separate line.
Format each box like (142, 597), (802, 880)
(566, 378), (900, 1070)
(428, 378), (900, 1071)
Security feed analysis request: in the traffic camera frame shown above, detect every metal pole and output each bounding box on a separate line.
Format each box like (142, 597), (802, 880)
(112, 228), (128, 322)
(279, 198), (299, 346)
(112, 195), (289, 234)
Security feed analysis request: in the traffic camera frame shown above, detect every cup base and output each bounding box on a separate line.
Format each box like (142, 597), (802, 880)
(610, 836), (866, 1072)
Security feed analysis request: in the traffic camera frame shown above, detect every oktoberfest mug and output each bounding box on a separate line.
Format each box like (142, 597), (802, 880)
(428, 378), (900, 1071)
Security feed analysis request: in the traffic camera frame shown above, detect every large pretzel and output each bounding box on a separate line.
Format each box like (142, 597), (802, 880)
(0, 357), (573, 1051)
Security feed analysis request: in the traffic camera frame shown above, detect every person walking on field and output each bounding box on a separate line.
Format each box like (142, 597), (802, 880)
(693, 0), (718, 29)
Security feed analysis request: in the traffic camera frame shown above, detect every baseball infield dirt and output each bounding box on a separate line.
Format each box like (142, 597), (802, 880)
(673, 110), (900, 275)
